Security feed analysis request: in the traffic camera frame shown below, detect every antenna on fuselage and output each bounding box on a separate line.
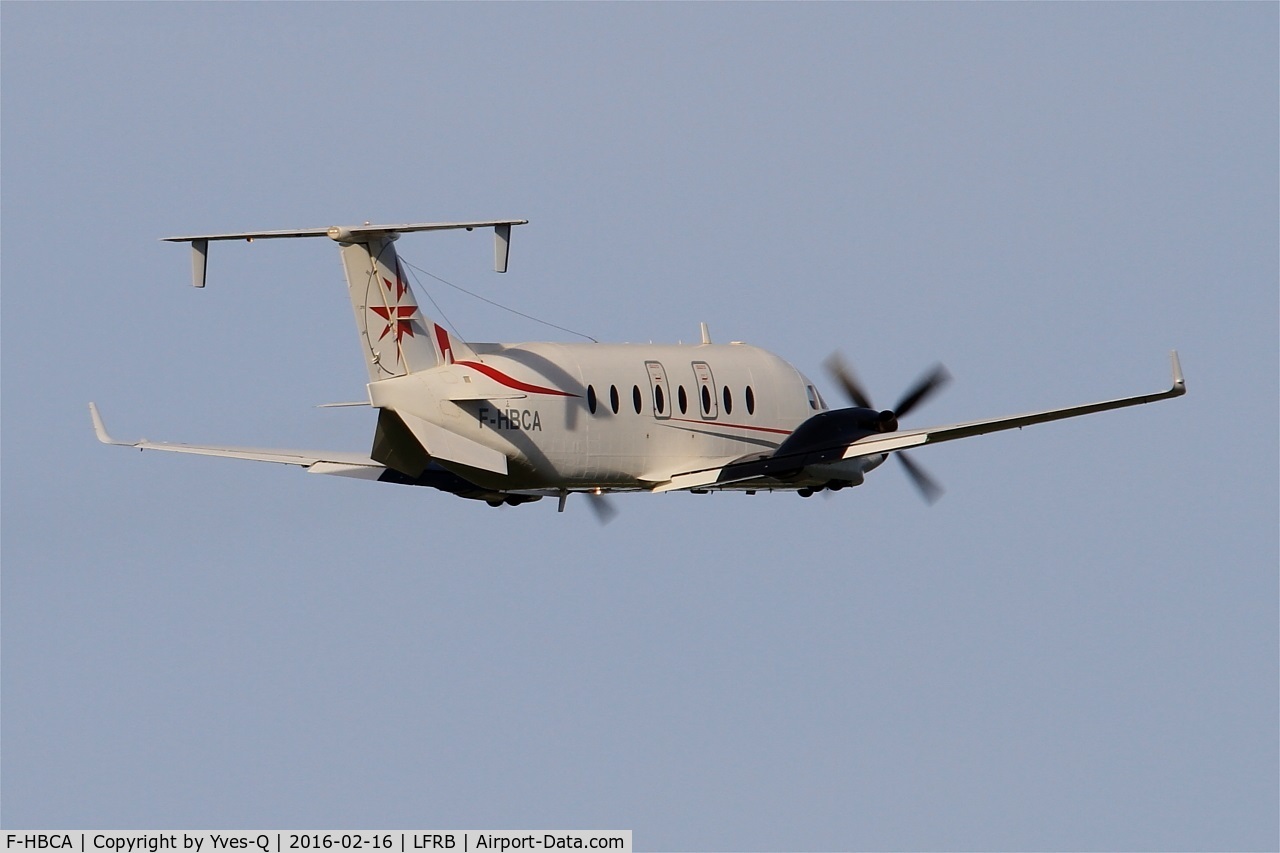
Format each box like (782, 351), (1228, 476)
(700, 322), (711, 345)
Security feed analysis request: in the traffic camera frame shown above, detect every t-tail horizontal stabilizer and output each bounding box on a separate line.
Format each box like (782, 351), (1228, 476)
(164, 219), (528, 288)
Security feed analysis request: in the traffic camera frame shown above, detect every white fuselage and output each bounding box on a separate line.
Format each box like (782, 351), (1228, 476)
(382, 340), (830, 491)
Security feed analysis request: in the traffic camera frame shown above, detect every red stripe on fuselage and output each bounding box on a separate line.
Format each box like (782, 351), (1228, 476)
(455, 360), (578, 397)
(667, 417), (793, 436)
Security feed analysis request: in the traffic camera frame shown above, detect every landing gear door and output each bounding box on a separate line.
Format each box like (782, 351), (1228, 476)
(692, 361), (718, 419)
(645, 361), (671, 420)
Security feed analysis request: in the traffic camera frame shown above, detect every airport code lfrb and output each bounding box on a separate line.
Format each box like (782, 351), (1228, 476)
(3, 833), (631, 853)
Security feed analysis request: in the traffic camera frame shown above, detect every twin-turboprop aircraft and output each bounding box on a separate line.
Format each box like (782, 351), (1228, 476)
(91, 219), (1186, 517)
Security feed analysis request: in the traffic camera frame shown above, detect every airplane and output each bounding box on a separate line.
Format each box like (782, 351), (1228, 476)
(90, 219), (1186, 517)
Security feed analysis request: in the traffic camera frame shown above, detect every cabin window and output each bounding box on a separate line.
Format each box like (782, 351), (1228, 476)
(745, 386), (755, 415)
(587, 385), (598, 414)
(678, 385), (688, 414)
(701, 385), (712, 415)
(722, 386), (733, 415)
(610, 385), (620, 414)
(655, 385), (666, 414)
(632, 385), (643, 414)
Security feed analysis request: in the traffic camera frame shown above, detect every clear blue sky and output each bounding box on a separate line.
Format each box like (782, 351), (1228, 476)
(3, 4), (1276, 849)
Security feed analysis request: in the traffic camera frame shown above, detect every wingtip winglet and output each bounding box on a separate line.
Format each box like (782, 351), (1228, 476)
(1170, 350), (1186, 396)
(90, 402), (113, 444)
(89, 402), (132, 446)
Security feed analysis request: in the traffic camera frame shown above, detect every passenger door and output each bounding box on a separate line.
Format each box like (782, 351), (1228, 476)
(645, 361), (671, 420)
(691, 361), (718, 420)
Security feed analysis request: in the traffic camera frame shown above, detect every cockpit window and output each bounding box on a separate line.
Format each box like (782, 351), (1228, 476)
(806, 385), (821, 410)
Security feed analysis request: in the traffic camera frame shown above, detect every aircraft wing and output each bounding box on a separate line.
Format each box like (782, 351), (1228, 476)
(89, 403), (384, 478)
(649, 351), (1186, 493)
(839, 350), (1186, 461)
(646, 463), (753, 493)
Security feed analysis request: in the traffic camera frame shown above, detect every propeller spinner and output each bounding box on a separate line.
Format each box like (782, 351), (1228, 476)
(823, 354), (951, 503)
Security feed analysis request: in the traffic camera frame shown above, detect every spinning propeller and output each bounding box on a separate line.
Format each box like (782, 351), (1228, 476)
(586, 490), (619, 525)
(823, 354), (951, 504)
(557, 489), (618, 524)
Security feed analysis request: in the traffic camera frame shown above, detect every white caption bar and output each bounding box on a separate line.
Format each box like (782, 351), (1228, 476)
(3, 833), (631, 853)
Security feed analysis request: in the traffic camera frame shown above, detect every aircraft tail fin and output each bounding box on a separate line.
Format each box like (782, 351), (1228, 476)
(337, 234), (465, 379)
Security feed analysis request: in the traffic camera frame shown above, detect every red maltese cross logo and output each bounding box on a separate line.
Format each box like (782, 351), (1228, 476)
(370, 269), (418, 343)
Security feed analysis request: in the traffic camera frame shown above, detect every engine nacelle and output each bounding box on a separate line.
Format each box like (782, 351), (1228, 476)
(802, 457), (876, 486)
